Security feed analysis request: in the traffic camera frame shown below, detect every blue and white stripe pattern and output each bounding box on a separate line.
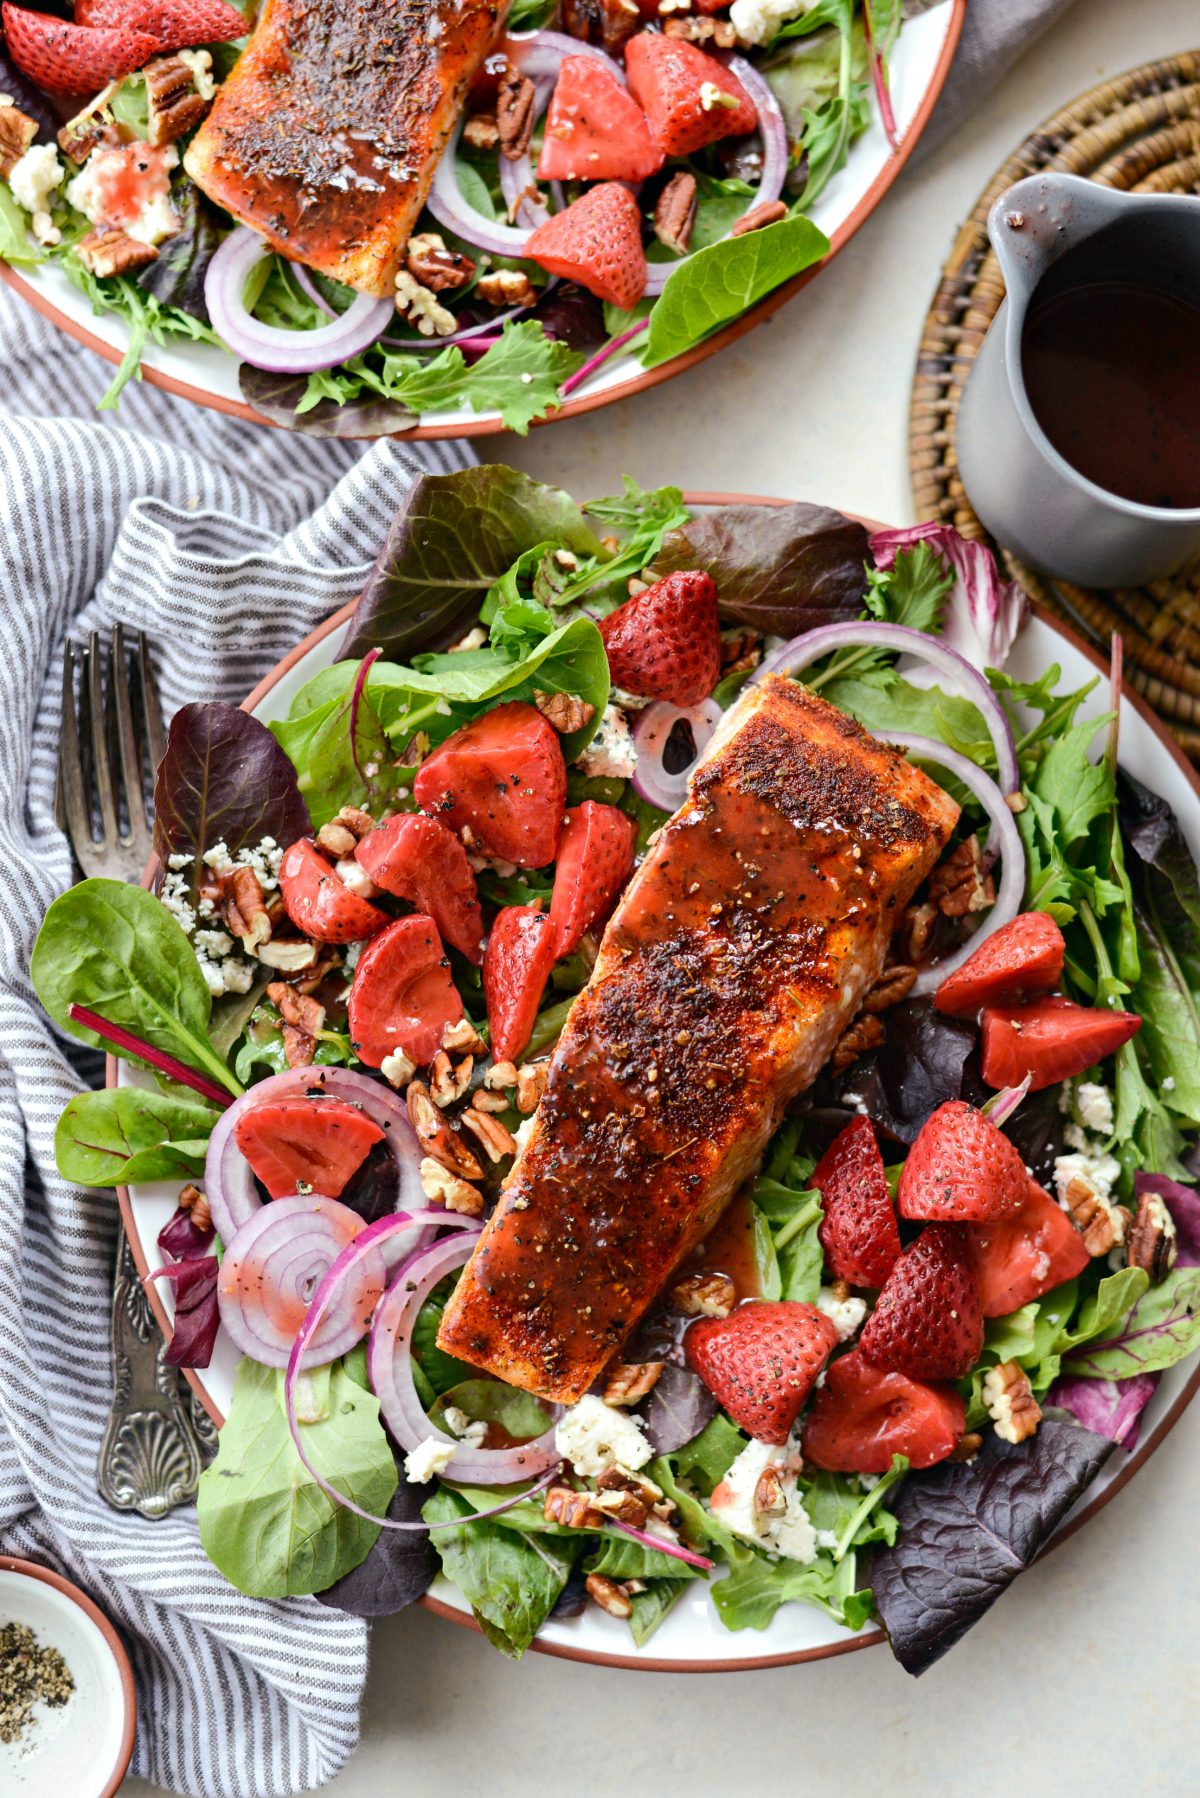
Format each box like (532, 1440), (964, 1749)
(0, 285), (474, 1796)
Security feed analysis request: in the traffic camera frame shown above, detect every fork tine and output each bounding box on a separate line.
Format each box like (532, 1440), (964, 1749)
(138, 631), (165, 776)
(86, 631), (119, 847)
(57, 641), (93, 864)
(110, 624), (152, 858)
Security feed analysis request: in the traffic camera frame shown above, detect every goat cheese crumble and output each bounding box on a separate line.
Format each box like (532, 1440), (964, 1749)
(576, 703), (637, 780)
(404, 1435), (457, 1483)
(817, 1286), (867, 1342)
(160, 838), (283, 994)
(442, 1405), (488, 1450)
(729, 0), (814, 46)
(8, 142), (64, 245)
(1076, 1081), (1114, 1134)
(554, 1393), (652, 1477)
(709, 1439), (817, 1563)
(66, 142), (180, 246)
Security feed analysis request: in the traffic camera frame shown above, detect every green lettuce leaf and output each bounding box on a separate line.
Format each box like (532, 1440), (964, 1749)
(55, 1087), (218, 1187)
(643, 213), (829, 368)
(422, 1486), (580, 1657)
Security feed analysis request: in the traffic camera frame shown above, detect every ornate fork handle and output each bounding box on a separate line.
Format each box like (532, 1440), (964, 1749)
(97, 1231), (210, 1518)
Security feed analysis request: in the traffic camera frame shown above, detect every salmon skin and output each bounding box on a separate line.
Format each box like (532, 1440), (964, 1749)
(184, 0), (504, 297)
(437, 675), (960, 1403)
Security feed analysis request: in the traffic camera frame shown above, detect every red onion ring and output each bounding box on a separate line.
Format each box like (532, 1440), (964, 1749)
(428, 119), (535, 257)
(631, 699), (724, 812)
(882, 731), (1026, 997)
(754, 621), (1021, 796)
(203, 1067), (425, 1247)
(218, 1194), (387, 1368)
(982, 1073), (1032, 1128)
(205, 227), (393, 373)
(504, 29), (619, 84)
(290, 263), (337, 320)
(369, 1233), (561, 1484)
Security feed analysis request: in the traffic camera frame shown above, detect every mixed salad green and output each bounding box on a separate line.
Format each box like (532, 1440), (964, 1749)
(33, 467), (1200, 1672)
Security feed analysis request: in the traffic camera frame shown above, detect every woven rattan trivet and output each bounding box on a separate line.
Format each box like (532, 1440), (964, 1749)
(909, 50), (1200, 763)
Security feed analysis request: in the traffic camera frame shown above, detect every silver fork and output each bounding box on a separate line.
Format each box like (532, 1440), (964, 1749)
(57, 628), (212, 1517)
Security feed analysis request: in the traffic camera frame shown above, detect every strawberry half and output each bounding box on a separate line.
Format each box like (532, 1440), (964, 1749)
(598, 570), (721, 707)
(625, 32), (758, 157)
(802, 1350), (965, 1473)
(483, 903), (557, 1065)
(897, 1099), (1027, 1224)
(525, 182), (646, 311)
(685, 1300), (838, 1444)
(75, 0), (246, 47)
(812, 1115), (901, 1289)
(548, 801), (636, 959)
(966, 1177), (1091, 1318)
(934, 911), (1065, 1017)
(858, 1224), (982, 1380)
(538, 55), (664, 183)
(2, 4), (160, 92)
(981, 995), (1142, 1092)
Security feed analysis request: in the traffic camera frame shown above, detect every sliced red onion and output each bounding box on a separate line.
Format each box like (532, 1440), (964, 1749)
(754, 622), (1021, 796)
(611, 1519), (713, 1572)
(205, 227), (393, 374)
(882, 731), (1026, 998)
(982, 1073), (1032, 1127)
(499, 148), (550, 228)
(369, 1233), (561, 1484)
(504, 29), (618, 84)
(218, 1194), (387, 1368)
(203, 1067), (425, 1247)
(429, 120), (534, 256)
(631, 699), (724, 812)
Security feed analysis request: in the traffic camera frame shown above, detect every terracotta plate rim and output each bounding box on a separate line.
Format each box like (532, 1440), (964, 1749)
(114, 489), (1200, 1674)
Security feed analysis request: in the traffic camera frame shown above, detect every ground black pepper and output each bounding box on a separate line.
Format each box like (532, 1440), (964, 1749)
(0, 1621), (74, 1744)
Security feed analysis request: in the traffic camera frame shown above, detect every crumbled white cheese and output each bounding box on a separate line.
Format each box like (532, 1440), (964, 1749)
(512, 1113), (537, 1155)
(380, 1049), (416, 1089)
(343, 939), (365, 977)
(576, 703), (637, 780)
(709, 1439), (817, 1563)
(179, 47), (216, 101)
(816, 1286), (867, 1343)
(554, 1393), (652, 1478)
(442, 1405), (487, 1450)
(160, 836), (282, 993)
(729, 0), (813, 47)
(203, 839), (234, 873)
(335, 856), (377, 899)
(66, 143), (180, 246)
(404, 1435), (458, 1483)
(1076, 1081), (1114, 1135)
(449, 625), (487, 653)
(159, 868), (197, 936)
(8, 143), (64, 245)
(1053, 1146), (1121, 1209)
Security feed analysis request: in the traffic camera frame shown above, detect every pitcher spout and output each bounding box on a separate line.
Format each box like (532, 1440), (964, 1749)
(986, 172), (1133, 312)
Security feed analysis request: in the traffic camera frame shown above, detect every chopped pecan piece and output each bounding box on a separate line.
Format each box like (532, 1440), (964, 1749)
(654, 171), (698, 254)
(534, 688), (596, 735)
(476, 267), (538, 308)
(982, 1361), (1041, 1445)
(497, 67), (536, 161)
(471, 1087), (510, 1114)
(281, 1022), (317, 1068)
(753, 1465), (788, 1519)
(719, 626), (761, 673)
(948, 1431), (984, 1463)
(459, 1107), (517, 1163)
(406, 1080), (485, 1180)
(463, 111), (499, 151)
(561, 0), (642, 56)
(221, 865), (272, 950)
(585, 1573), (634, 1618)
(830, 1012), (885, 1074)
(1126, 1189), (1178, 1284)
(1062, 1177), (1126, 1256)
(429, 1049), (473, 1108)
(76, 228), (158, 279)
(484, 1060), (520, 1091)
(58, 84), (122, 162)
(315, 820), (358, 859)
(419, 1157), (484, 1215)
(515, 1061), (548, 1115)
(591, 1485), (648, 1527)
(597, 1465), (665, 1505)
(256, 938), (318, 972)
(406, 230), (475, 293)
(603, 1361), (664, 1406)
(266, 982), (325, 1036)
(663, 15), (737, 44)
(929, 835), (995, 918)
(901, 900), (938, 962)
(731, 200), (789, 237)
(671, 1271), (735, 1317)
(0, 103), (37, 177)
(545, 1486), (604, 1529)
(178, 1181), (212, 1236)
(861, 963), (918, 1014)
(144, 52), (212, 146)
(443, 1017), (487, 1055)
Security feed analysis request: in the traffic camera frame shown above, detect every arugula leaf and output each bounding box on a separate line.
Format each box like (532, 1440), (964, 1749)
(863, 540), (954, 634)
(239, 365), (417, 438)
(643, 214), (829, 369)
(197, 1359), (396, 1597)
(751, 1177), (825, 1303)
(770, 0), (871, 207)
(1035, 717), (1118, 848)
(55, 1087), (218, 1187)
(422, 1486), (580, 1658)
(1062, 1267), (1200, 1378)
(0, 183), (42, 266)
(63, 255), (219, 409)
(31, 878), (240, 1097)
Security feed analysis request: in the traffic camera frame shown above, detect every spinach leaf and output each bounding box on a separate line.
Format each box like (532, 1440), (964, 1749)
(422, 1486), (580, 1657)
(1062, 1267), (1200, 1379)
(153, 701), (311, 895)
(317, 1475), (438, 1617)
(428, 1379), (552, 1441)
(268, 672), (411, 830)
(31, 878), (240, 1097)
(197, 1359), (396, 1597)
(640, 1364), (717, 1455)
(871, 1421), (1115, 1674)
(712, 1542), (871, 1632)
(670, 1414), (745, 1494)
(643, 214), (829, 369)
(410, 613), (609, 759)
(412, 1278), (480, 1397)
(342, 466), (601, 663)
(55, 1086), (218, 1187)
(647, 500), (868, 636)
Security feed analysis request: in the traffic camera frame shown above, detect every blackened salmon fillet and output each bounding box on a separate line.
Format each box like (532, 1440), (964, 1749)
(184, 0), (503, 296)
(437, 675), (960, 1403)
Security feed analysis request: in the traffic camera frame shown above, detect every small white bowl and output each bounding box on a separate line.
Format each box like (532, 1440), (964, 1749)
(0, 1557), (136, 1798)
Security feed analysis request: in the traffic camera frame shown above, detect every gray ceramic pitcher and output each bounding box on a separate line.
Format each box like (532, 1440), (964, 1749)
(957, 171), (1200, 588)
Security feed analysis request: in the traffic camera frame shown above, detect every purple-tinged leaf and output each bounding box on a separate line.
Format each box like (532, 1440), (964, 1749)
(317, 1473), (437, 1617)
(239, 365), (417, 437)
(1046, 1372), (1158, 1452)
(529, 280), (606, 353)
(1062, 1266), (1200, 1379)
(641, 1364), (717, 1455)
(806, 999), (977, 1147)
(1136, 1172), (1200, 1267)
(549, 1564), (589, 1620)
(0, 51), (61, 139)
(869, 522), (1028, 670)
(871, 1420), (1115, 1675)
(147, 1257), (220, 1368)
(158, 1204), (215, 1263)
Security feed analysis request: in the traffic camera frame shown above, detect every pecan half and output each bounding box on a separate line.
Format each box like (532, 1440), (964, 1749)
(545, 1486), (604, 1529)
(497, 68), (536, 161)
(443, 1017), (487, 1055)
(419, 1157), (483, 1215)
(663, 14), (736, 44)
(982, 1360), (1041, 1445)
(0, 103), (37, 177)
(144, 52), (211, 146)
(731, 200), (789, 237)
(476, 268), (538, 309)
(515, 1061), (548, 1115)
(281, 1022), (317, 1068)
(429, 1049), (473, 1108)
(266, 982), (325, 1036)
(178, 1181), (212, 1236)
(463, 111), (499, 151)
(1126, 1188), (1178, 1284)
(484, 1060), (520, 1091)
(861, 963), (917, 1014)
(671, 1271), (735, 1317)
(534, 688), (596, 735)
(406, 230), (475, 293)
(459, 1107), (517, 1163)
(76, 228), (158, 279)
(406, 1080), (485, 1179)
(830, 1012), (885, 1074)
(561, 0), (642, 55)
(654, 171), (698, 254)
(901, 900), (938, 962)
(603, 1361), (664, 1406)
(221, 865), (272, 950)
(929, 835), (995, 918)
(1062, 1177), (1126, 1257)
(585, 1573), (634, 1618)
(591, 1486), (649, 1527)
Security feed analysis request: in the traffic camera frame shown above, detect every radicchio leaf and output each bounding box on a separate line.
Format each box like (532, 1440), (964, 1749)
(238, 365), (418, 437)
(148, 1256), (220, 1368)
(1045, 1373), (1158, 1451)
(871, 1420), (1115, 1675)
(805, 999), (977, 1146)
(1137, 1171), (1200, 1266)
(640, 1363), (717, 1455)
(152, 701), (311, 893)
(158, 1204), (215, 1262)
(317, 1472), (437, 1617)
(869, 522), (1028, 671)
(341, 467), (601, 663)
(646, 502), (870, 637)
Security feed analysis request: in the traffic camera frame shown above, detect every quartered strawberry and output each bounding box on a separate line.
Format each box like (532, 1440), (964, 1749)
(598, 570), (721, 707)
(355, 812), (484, 964)
(858, 1224), (982, 1380)
(279, 839), (390, 945)
(965, 1177), (1091, 1318)
(802, 1350), (965, 1473)
(525, 182), (647, 311)
(897, 1099), (1027, 1224)
(2, 5), (160, 93)
(414, 702), (567, 870)
(624, 32), (757, 157)
(483, 903), (557, 1064)
(538, 55), (664, 183)
(348, 915), (463, 1067)
(685, 1300), (838, 1445)
(812, 1115), (901, 1289)
(75, 0), (246, 47)
(548, 801), (636, 958)
(934, 911), (1066, 1017)
(981, 995), (1142, 1092)
(233, 1097), (384, 1200)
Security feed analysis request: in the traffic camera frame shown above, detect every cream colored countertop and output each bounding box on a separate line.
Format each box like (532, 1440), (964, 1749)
(127, 2), (1200, 1792)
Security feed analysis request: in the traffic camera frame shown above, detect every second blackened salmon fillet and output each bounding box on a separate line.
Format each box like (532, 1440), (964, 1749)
(184, 0), (503, 296)
(438, 675), (960, 1403)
